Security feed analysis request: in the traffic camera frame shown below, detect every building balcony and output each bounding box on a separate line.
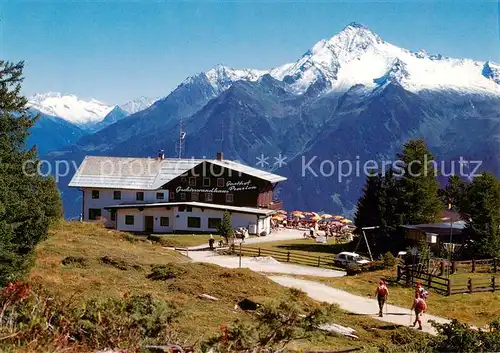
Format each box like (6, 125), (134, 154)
(267, 200), (283, 210)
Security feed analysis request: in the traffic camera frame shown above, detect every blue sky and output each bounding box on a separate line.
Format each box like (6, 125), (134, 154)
(2, 1), (499, 103)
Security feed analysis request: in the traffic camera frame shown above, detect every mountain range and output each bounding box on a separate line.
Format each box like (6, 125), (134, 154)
(31, 23), (500, 218)
(26, 94), (158, 153)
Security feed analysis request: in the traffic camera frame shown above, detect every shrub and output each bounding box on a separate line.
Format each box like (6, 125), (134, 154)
(123, 233), (139, 243)
(346, 260), (387, 276)
(0, 284), (180, 351)
(147, 235), (162, 243)
(430, 318), (500, 353)
(382, 252), (398, 267)
(61, 256), (88, 267)
(100, 256), (143, 271)
(201, 296), (335, 352)
(147, 265), (186, 281)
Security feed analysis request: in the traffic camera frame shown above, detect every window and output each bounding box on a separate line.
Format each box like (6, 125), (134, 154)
(187, 217), (201, 228)
(189, 177), (196, 186)
(203, 178), (211, 187)
(169, 192), (175, 200)
(156, 192), (164, 200)
(180, 176), (187, 183)
(110, 210), (116, 221)
(136, 192), (144, 201)
(88, 208), (101, 220)
(208, 218), (221, 229)
(225, 193), (234, 203)
(205, 193), (213, 202)
(113, 191), (121, 200)
(178, 205), (186, 212)
(160, 217), (169, 227)
(92, 190), (99, 199)
(180, 193), (186, 201)
(191, 192), (199, 201)
(217, 178), (225, 187)
(125, 215), (134, 225)
(186, 206), (192, 212)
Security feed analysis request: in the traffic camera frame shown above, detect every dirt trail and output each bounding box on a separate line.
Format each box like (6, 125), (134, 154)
(269, 275), (449, 335)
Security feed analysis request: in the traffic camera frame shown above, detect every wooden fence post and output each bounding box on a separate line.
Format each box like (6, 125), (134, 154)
(427, 273), (431, 289)
(451, 261), (456, 274)
(287, 251), (290, 262)
(440, 261), (445, 276)
(494, 258), (497, 273)
(317, 256), (321, 267)
(492, 276), (496, 292)
(447, 279), (451, 296)
(472, 260), (476, 273)
(258, 248), (261, 257)
(397, 265), (401, 280)
(468, 278), (473, 293)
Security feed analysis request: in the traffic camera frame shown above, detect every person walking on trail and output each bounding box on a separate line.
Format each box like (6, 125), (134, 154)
(416, 281), (429, 300)
(208, 235), (215, 251)
(411, 292), (427, 330)
(375, 280), (389, 317)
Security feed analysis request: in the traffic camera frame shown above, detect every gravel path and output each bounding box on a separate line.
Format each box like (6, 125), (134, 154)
(269, 276), (449, 335)
(186, 229), (306, 250)
(182, 242), (450, 335)
(187, 250), (346, 277)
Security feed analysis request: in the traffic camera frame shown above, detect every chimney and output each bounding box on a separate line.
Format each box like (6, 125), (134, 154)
(216, 152), (223, 161)
(157, 149), (165, 160)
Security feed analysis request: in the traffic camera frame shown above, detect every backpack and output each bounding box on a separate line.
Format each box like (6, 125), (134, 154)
(416, 298), (427, 311)
(378, 285), (388, 297)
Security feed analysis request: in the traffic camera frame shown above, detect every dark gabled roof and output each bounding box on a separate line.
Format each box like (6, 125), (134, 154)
(69, 156), (286, 190)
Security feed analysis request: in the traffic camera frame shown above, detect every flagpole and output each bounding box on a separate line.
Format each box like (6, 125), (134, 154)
(448, 203), (453, 277)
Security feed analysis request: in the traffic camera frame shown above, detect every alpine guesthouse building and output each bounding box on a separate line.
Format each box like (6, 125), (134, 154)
(69, 152), (286, 235)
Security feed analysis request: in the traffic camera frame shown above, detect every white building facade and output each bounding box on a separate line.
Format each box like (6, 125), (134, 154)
(69, 153), (284, 235)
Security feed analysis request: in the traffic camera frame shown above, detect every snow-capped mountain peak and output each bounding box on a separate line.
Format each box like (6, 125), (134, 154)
(374, 58), (410, 86)
(269, 23), (500, 96)
(270, 22), (385, 93)
(119, 96), (158, 114)
(28, 93), (114, 125)
(330, 22), (383, 52)
(204, 64), (268, 91)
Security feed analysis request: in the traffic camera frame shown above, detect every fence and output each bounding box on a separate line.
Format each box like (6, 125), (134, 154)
(449, 276), (500, 294)
(427, 258), (497, 277)
(451, 258), (497, 274)
(397, 264), (500, 296)
(232, 245), (340, 270)
(397, 265), (450, 295)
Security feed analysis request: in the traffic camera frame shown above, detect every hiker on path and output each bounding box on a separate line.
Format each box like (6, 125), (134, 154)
(208, 235), (215, 251)
(411, 292), (427, 330)
(416, 281), (429, 300)
(375, 280), (389, 317)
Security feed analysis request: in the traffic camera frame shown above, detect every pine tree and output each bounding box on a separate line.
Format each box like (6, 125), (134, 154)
(0, 60), (62, 284)
(397, 139), (443, 224)
(354, 171), (384, 230)
(217, 211), (233, 241)
(355, 168), (406, 254)
(438, 175), (467, 210)
(461, 173), (500, 258)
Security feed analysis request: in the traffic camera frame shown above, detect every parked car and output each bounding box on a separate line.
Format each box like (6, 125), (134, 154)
(334, 252), (370, 267)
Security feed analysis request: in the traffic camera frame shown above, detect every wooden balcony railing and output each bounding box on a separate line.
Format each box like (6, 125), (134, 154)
(267, 200), (283, 210)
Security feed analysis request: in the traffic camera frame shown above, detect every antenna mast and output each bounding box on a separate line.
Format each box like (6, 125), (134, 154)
(178, 117), (186, 159)
(215, 118), (224, 153)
